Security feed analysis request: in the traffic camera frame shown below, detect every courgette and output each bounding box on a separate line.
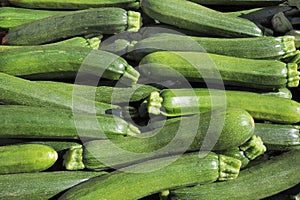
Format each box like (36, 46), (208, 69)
(0, 45), (139, 85)
(140, 88), (300, 124)
(2, 8), (141, 45)
(141, 0), (263, 37)
(83, 108), (254, 169)
(0, 143), (58, 174)
(0, 171), (107, 200)
(8, 0), (140, 10)
(127, 34), (296, 60)
(59, 152), (241, 200)
(171, 150), (300, 200)
(190, 0), (284, 6)
(0, 105), (140, 139)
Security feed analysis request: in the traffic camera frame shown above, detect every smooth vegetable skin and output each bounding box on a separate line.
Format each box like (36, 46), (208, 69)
(0, 144), (58, 174)
(141, 0), (263, 37)
(171, 150), (300, 200)
(2, 8), (141, 45)
(59, 152), (241, 200)
(83, 108), (254, 169)
(141, 88), (300, 124)
(190, 0), (284, 6)
(0, 171), (107, 200)
(8, 0), (140, 10)
(139, 51), (300, 89)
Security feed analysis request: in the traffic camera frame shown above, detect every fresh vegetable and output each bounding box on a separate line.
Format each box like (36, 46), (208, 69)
(2, 8), (141, 45)
(190, 0), (285, 6)
(141, 0), (263, 37)
(0, 143), (58, 174)
(59, 152), (241, 200)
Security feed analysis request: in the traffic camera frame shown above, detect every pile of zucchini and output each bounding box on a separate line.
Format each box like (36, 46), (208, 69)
(0, 0), (300, 199)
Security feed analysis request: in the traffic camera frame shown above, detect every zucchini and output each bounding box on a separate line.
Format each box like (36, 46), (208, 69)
(190, 0), (284, 6)
(0, 171), (107, 200)
(261, 87), (292, 99)
(8, 0), (140, 10)
(0, 105), (140, 139)
(2, 8), (141, 45)
(171, 150), (300, 200)
(254, 123), (300, 150)
(59, 152), (241, 200)
(0, 143), (58, 174)
(83, 108), (254, 169)
(139, 51), (300, 89)
(140, 0), (263, 37)
(140, 88), (300, 124)
(0, 45), (139, 85)
(127, 34), (296, 60)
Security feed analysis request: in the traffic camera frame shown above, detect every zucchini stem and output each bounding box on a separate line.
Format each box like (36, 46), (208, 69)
(287, 63), (300, 87)
(239, 135), (267, 160)
(127, 11), (142, 32)
(63, 145), (85, 171)
(218, 154), (241, 181)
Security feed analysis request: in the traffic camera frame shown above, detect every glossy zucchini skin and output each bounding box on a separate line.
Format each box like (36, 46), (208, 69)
(2, 8), (141, 45)
(141, 0), (263, 37)
(171, 150), (300, 200)
(139, 51), (300, 89)
(59, 152), (241, 200)
(0, 171), (107, 200)
(83, 108), (254, 169)
(142, 88), (300, 124)
(0, 143), (58, 174)
(190, 0), (284, 6)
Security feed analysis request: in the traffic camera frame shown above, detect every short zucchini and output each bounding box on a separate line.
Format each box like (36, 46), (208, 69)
(0, 143), (58, 174)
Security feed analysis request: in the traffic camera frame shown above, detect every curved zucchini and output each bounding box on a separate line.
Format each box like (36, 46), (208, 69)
(0, 171), (107, 200)
(59, 152), (241, 200)
(0, 143), (58, 174)
(8, 0), (140, 10)
(2, 8), (141, 45)
(171, 150), (300, 200)
(139, 51), (300, 89)
(0, 105), (140, 139)
(141, 0), (263, 37)
(83, 108), (254, 169)
(141, 88), (300, 124)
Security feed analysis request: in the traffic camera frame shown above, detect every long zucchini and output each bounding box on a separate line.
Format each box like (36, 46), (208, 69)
(59, 152), (241, 200)
(140, 88), (300, 124)
(83, 108), (254, 169)
(2, 8), (141, 45)
(171, 150), (300, 200)
(190, 0), (284, 6)
(0, 105), (140, 139)
(0, 171), (107, 200)
(139, 51), (300, 89)
(140, 0), (263, 37)
(8, 0), (140, 10)
(0, 143), (58, 174)
(0, 45), (139, 85)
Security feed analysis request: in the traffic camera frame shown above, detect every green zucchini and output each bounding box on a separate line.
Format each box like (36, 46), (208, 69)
(0, 171), (107, 200)
(171, 149), (300, 200)
(141, 0), (263, 37)
(0, 143), (58, 174)
(2, 8), (141, 45)
(254, 123), (300, 150)
(59, 152), (241, 200)
(127, 34), (296, 60)
(139, 51), (300, 89)
(83, 108), (254, 169)
(0, 45), (139, 85)
(260, 87), (292, 99)
(140, 88), (300, 124)
(190, 0), (284, 6)
(0, 105), (140, 139)
(8, 0), (140, 10)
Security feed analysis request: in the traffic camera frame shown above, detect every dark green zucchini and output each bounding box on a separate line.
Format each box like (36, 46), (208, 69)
(0, 46), (139, 85)
(0, 171), (107, 200)
(139, 51), (300, 90)
(141, 0), (263, 37)
(171, 150), (300, 200)
(0, 105), (140, 139)
(0, 143), (58, 174)
(59, 152), (241, 200)
(8, 0), (140, 10)
(140, 88), (300, 124)
(83, 108), (254, 169)
(190, 0), (284, 6)
(2, 8), (141, 45)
